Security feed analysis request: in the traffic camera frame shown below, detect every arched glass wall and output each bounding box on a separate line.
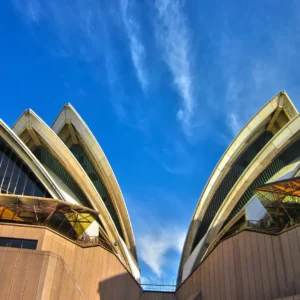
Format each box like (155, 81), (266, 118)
(245, 157), (300, 222)
(70, 144), (125, 241)
(32, 146), (92, 208)
(0, 137), (51, 198)
(191, 131), (273, 251)
(224, 136), (300, 228)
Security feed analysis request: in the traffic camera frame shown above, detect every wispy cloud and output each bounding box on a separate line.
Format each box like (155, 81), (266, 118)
(126, 192), (189, 278)
(155, 0), (196, 137)
(227, 112), (242, 137)
(120, 0), (148, 91)
(222, 51), (287, 137)
(12, 1), (106, 60)
(12, 0), (133, 120)
(12, 0), (43, 23)
(145, 140), (195, 175)
(218, 11), (300, 138)
(138, 226), (186, 277)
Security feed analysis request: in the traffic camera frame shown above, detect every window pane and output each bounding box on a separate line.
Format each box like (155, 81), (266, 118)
(0, 137), (51, 198)
(1, 151), (15, 193)
(0, 238), (10, 247)
(15, 165), (27, 195)
(8, 159), (21, 194)
(0, 237), (37, 250)
(10, 238), (23, 248)
(22, 239), (38, 249)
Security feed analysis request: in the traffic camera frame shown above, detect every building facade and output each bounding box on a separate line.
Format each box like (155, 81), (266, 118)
(0, 104), (141, 299)
(178, 91), (300, 283)
(175, 91), (300, 299)
(0, 91), (300, 299)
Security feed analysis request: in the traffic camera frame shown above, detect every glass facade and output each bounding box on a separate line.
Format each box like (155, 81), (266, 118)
(223, 136), (300, 228)
(191, 131), (273, 251)
(245, 157), (300, 222)
(0, 137), (51, 198)
(32, 146), (92, 209)
(70, 144), (125, 241)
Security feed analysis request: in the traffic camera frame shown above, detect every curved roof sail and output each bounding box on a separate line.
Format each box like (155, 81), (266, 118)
(194, 114), (300, 268)
(51, 103), (137, 260)
(178, 91), (298, 283)
(0, 119), (63, 199)
(12, 109), (138, 275)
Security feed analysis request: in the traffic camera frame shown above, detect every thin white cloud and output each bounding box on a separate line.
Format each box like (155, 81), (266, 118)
(120, 0), (148, 91)
(218, 11), (300, 138)
(140, 276), (151, 284)
(12, 0), (151, 123)
(125, 192), (189, 278)
(155, 0), (195, 137)
(138, 227), (186, 277)
(12, 0), (131, 121)
(12, 0), (106, 60)
(145, 140), (195, 175)
(223, 56), (287, 136)
(12, 0), (43, 23)
(227, 112), (242, 137)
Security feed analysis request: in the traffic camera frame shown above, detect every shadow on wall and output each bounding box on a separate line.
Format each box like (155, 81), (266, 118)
(98, 274), (178, 300)
(139, 291), (179, 300)
(98, 272), (142, 300)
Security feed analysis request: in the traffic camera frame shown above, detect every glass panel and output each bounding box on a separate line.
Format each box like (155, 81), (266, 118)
(0, 147), (10, 191)
(24, 170), (36, 195)
(70, 144), (125, 240)
(9, 238), (23, 248)
(32, 146), (90, 207)
(0, 237), (10, 247)
(0, 237), (37, 250)
(0, 137), (51, 198)
(224, 136), (300, 227)
(22, 239), (38, 249)
(8, 158), (21, 194)
(192, 131), (273, 250)
(1, 151), (16, 193)
(15, 164), (27, 195)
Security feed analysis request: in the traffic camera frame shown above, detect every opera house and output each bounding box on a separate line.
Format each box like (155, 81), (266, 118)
(0, 91), (300, 299)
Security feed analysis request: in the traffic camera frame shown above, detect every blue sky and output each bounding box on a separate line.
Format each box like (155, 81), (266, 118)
(2, 0), (300, 283)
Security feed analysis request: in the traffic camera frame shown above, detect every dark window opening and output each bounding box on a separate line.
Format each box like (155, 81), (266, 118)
(88, 173), (98, 182)
(0, 237), (37, 250)
(78, 155), (84, 164)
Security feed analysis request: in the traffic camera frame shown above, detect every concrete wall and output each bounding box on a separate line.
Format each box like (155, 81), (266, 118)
(0, 224), (142, 300)
(274, 295), (300, 300)
(176, 226), (300, 300)
(0, 249), (86, 300)
(1, 223), (300, 300)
